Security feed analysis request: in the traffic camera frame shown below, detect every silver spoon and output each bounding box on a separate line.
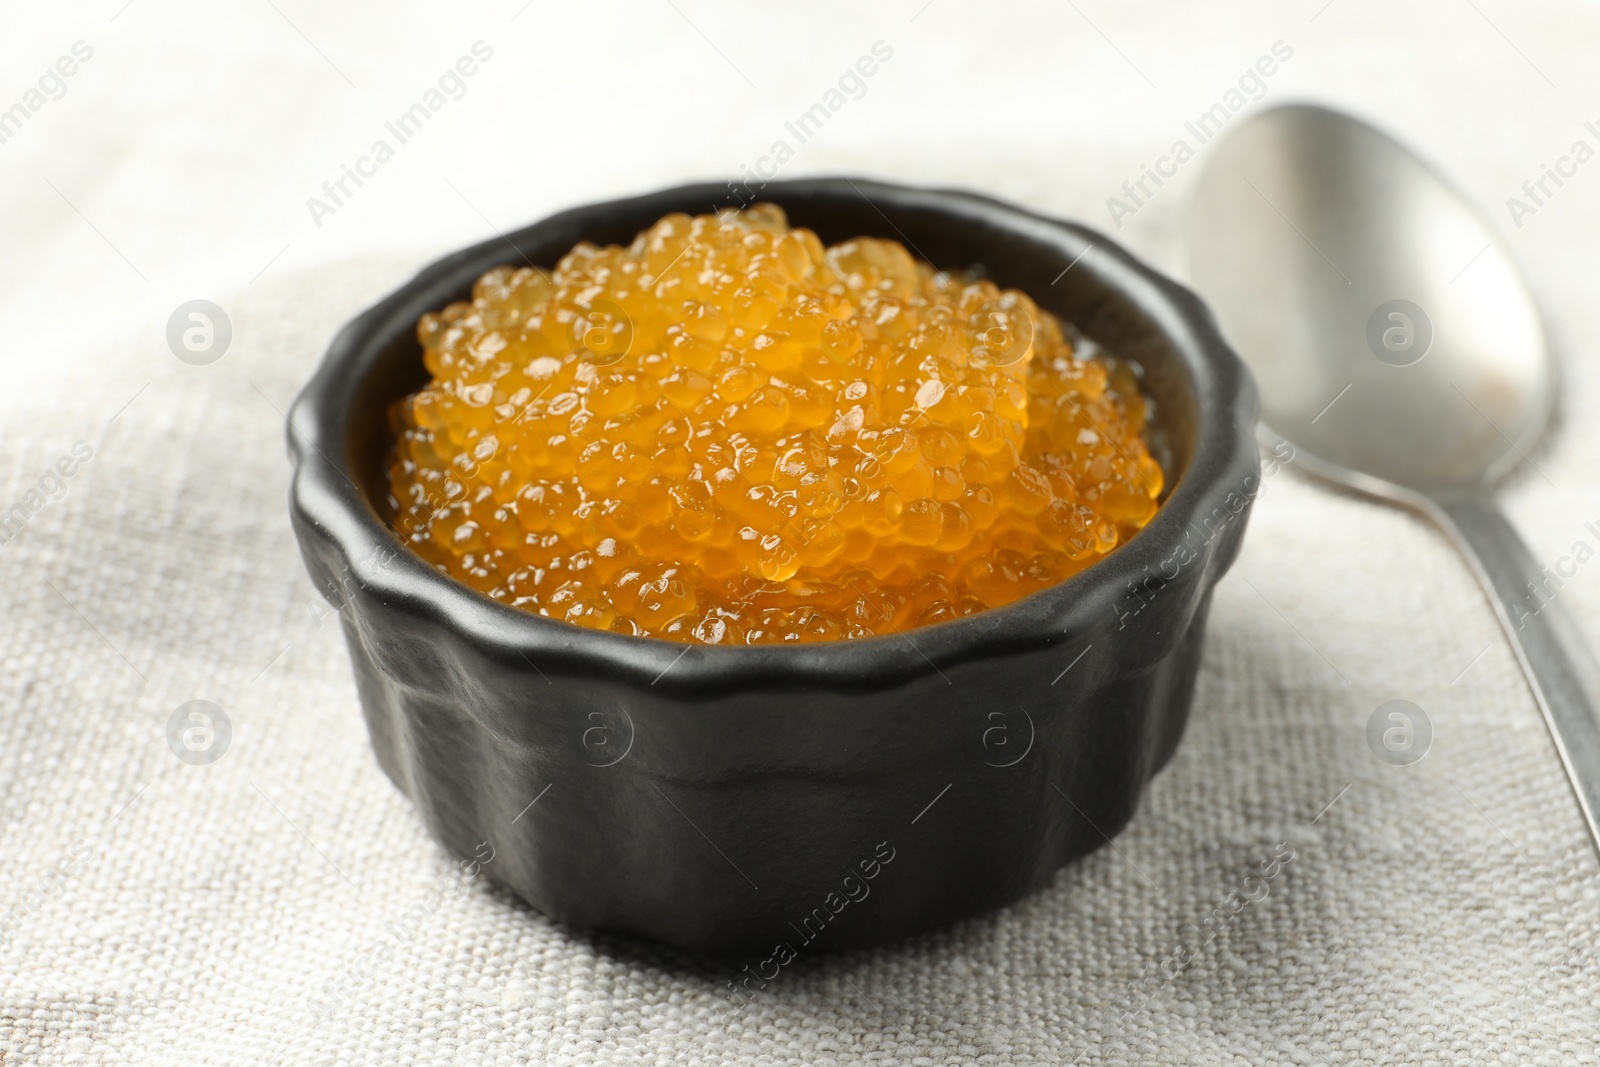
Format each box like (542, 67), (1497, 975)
(1186, 103), (1600, 851)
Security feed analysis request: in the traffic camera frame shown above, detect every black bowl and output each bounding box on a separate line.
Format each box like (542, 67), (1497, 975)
(287, 178), (1258, 956)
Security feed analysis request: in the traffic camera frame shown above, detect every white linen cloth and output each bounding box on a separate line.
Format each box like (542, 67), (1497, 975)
(2, 1), (1598, 1063)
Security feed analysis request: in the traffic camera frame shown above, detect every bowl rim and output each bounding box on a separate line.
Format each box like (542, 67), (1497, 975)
(288, 176), (1257, 693)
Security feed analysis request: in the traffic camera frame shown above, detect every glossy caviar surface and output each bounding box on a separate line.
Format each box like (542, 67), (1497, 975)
(386, 205), (1163, 644)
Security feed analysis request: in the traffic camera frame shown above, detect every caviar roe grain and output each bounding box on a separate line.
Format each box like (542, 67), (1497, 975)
(386, 205), (1164, 644)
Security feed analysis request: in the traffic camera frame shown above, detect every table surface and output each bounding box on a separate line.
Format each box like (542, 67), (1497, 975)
(3, 2), (1599, 1064)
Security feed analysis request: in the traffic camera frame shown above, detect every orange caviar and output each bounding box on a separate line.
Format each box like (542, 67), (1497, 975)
(386, 205), (1163, 644)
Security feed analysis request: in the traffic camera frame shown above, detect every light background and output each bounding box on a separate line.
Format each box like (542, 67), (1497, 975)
(2, 1), (1599, 1064)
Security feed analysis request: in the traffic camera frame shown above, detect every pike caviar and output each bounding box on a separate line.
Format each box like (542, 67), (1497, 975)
(386, 205), (1163, 644)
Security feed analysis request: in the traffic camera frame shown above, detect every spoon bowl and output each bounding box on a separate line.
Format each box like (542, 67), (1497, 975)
(1189, 103), (1550, 497)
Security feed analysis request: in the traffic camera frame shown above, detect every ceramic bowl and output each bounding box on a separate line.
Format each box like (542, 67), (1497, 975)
(287, 177), (1258, 955)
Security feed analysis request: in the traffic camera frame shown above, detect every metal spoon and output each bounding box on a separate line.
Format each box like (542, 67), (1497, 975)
(1186, 103), (1600, 851)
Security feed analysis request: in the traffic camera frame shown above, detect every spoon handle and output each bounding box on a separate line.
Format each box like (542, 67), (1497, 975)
(1433, 496), (1600, 849)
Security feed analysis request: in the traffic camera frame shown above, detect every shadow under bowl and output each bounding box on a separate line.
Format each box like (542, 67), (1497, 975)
(287, 177), (1259, 956)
